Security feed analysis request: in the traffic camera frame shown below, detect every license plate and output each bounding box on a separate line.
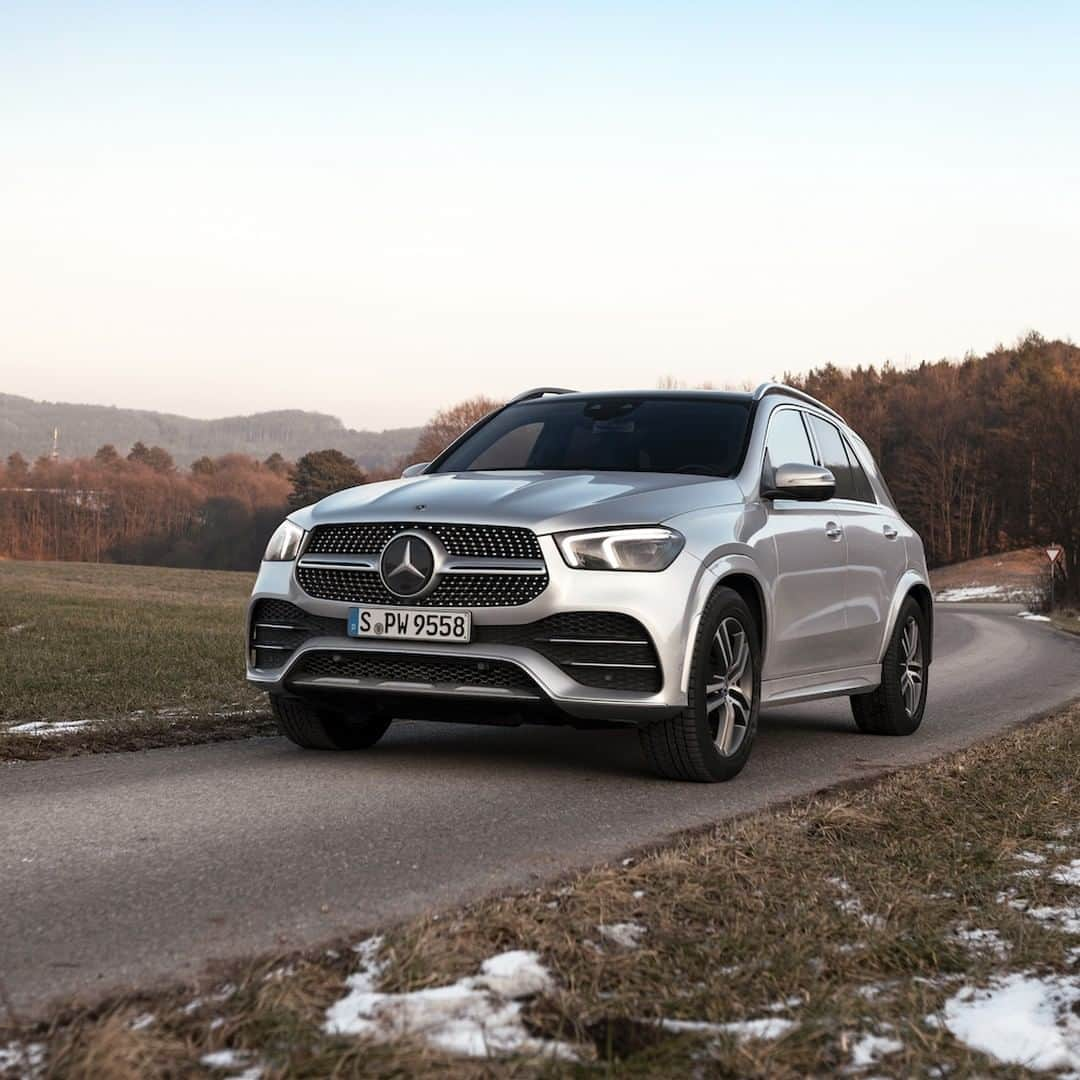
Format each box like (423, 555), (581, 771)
(347, 606), (472, 643)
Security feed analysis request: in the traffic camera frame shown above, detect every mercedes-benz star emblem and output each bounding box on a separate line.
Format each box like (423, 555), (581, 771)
(379, 533), (436, 598)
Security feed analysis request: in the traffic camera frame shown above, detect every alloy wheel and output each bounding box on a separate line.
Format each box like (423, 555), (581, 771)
(706, 616), (754, 757)
(899, 616), (924, 717)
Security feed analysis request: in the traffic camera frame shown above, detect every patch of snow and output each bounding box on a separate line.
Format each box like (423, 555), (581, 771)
(632, 889), (646, 899)
(1051, 860), (1080, 887)
(950, 927), (1010, 959)
(765, 995), (803, 1013)
(1017, 611), (1051, 622)
(7, 623), (32, 634)
(201, 1050), (248, 1069)
(598, 922), (647, 949)
(827, 877), (886, 931)
(1006, 895), (1080, 934)
(659, 1016), (795, 1042)
(0, 1041), (45, 1077)
(6, 719), (94, 735)
(849, 1031), (903, 1068)
(262, 964), (296, 982)
(325, 947), (575, 1060)
(230, 1070), (263, 1080)
(1015, 851), (1047, 865)
(129, 1012), (155, 1031)
(935, 585), (1007, 602)
(937, 973), (1080, 1071)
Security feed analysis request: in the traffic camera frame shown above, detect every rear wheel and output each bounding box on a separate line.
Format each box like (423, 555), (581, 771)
(638, 587), (761, 782)
(850, 596), (928, 736)
(271, 695), (392, 750)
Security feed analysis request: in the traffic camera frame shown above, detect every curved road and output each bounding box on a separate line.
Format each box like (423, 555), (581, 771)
(3, 604), (1079, 1014)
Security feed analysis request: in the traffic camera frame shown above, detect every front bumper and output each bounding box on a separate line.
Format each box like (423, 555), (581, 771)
(247, 535), (710, 724)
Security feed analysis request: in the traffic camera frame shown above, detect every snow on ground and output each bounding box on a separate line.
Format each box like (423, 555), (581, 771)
(598, 922), (648, 949)
(1014, 851), (1047, 865)
(848, 1031), (903, 1069)
(935, 585), (1011, 602)
(201, 1050), (249, 1069)
(325, 942), (576, 1060)
(950, 927), (1010, 959)
(1051, 859), (1080, 887)
(937, 973), (1080, 1071)
(827, 877), (886, 931)
(1002, 891), (1080, 934)
(658, 1017), (795, 1042)
(0, 1041), (45, 1077)
(6, 623), (33, 634)
(1016, 611), (1052, 622)
(5, 719), (95, 735)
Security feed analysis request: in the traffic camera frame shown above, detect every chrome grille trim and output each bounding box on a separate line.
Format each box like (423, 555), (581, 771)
(296, 522), (549, 608)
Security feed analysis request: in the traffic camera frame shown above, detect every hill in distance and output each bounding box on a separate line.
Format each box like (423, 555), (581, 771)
(0, 393), (422, 470)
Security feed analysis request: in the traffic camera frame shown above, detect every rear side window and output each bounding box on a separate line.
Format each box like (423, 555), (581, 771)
(807, 416), (856, 500)
(841, 434), (877, 503)
(764, 408), (815, 469)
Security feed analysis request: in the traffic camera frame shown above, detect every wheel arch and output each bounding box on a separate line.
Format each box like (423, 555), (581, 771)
(906, 582), (934, 665)
(879, 572), (934, 666)
(681, 556), (771, 695)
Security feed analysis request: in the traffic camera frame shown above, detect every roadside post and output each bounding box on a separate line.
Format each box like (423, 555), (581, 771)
(1046, 545), (1064, 610)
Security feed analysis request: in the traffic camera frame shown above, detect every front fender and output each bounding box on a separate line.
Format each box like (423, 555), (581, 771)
(680, 554), (773, 696)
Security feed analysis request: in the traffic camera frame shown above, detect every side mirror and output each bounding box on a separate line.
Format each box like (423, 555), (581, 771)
(764, 463), (835, 501)
(401, 461), (430, 478)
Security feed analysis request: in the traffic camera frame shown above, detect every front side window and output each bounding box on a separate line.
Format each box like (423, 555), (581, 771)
(434, 397), (752, 476)
(764, 408), (815, 470)
(807, 416), (856, 500)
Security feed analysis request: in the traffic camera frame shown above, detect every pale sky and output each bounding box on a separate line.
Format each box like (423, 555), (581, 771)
(2, 2), (1077, 429)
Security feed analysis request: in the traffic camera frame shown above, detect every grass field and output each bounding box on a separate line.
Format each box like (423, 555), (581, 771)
(0, 560), (272, 760)
(4, 706), (1079, 1078)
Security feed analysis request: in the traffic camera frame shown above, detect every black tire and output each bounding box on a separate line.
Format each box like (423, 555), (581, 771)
(271, 695), (392, 750)
(638, 587), (761, 782)
(850, 596), (928, 736)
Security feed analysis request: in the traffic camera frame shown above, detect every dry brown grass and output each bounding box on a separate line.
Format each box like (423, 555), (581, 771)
(0, 560), (270, 761)
(4, 707), (1080, 1077)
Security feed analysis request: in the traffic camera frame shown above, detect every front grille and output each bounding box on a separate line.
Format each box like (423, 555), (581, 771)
(250, 600), (347, 670)
(295, 566), (549, 608)
(288, 651), (540, 696)
(306, 522), (542, 560)
(476, 612), (662, 693)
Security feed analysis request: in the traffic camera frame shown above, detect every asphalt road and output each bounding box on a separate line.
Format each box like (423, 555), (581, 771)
(3, 603), (1079, 1015)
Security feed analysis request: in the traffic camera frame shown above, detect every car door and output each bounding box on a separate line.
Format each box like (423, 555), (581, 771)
(805, 414), (906, 669)
(760, 406), (850, 679)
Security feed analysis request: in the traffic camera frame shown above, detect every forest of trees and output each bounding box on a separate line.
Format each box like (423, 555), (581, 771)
(2, 335), (1078, 598)
(789, 333), (1080, 598)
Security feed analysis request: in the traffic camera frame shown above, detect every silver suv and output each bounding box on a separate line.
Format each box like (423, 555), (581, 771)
(248, 385), (932, 782)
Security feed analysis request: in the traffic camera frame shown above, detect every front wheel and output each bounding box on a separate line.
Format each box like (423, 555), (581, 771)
(850, 596), (928, 736)
(638, 587), (761, 782)
(271, 695), (392, 750)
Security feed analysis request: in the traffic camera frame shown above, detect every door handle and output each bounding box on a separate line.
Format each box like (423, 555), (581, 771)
(882, 524), (899, 540)
(825, 522), (843, 541)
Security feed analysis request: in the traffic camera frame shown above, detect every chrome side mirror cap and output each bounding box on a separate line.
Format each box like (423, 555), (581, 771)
(401, 461), (430, 478)
(765, 463), (836, 501)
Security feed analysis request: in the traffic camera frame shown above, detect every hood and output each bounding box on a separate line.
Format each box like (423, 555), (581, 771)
(291, 470), (744, 535)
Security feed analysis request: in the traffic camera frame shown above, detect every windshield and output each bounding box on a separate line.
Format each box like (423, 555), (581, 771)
(433, 397), (751, 476)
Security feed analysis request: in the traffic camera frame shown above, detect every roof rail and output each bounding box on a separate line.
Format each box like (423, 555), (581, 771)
(508, 386), (578, 404)
(752, 382), (844, 422)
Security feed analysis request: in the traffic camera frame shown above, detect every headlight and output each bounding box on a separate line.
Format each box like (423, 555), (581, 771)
(263, 520), (307, 562)
(556, 526), (684, 572)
